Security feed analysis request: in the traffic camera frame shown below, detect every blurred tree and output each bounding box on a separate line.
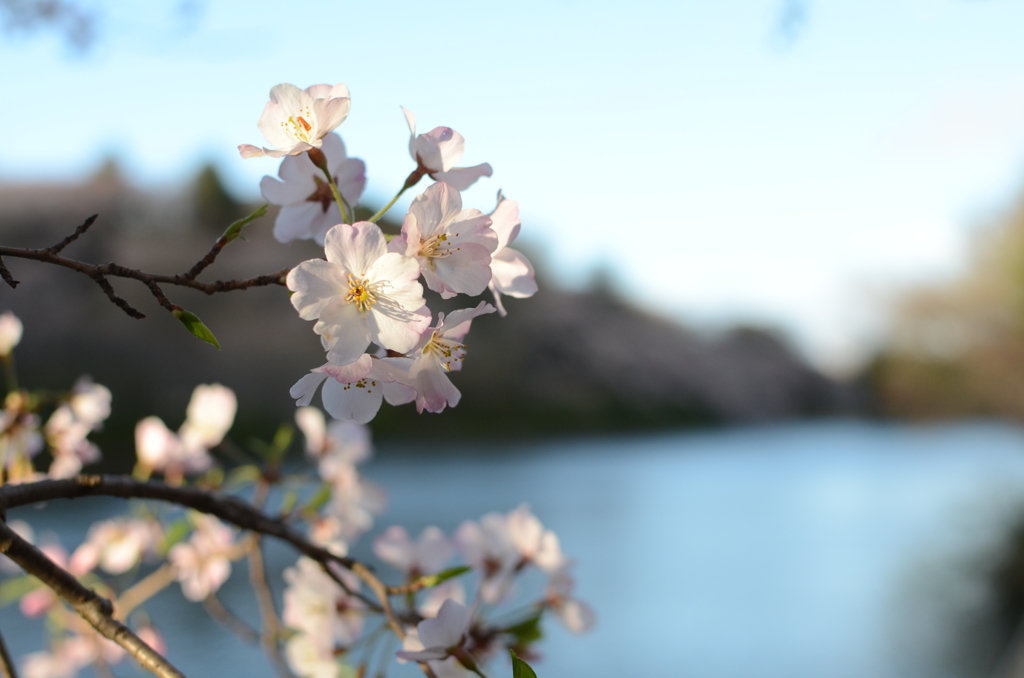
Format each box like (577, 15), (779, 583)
(0, 0), (95, 50)
(191, 163), (244, 235)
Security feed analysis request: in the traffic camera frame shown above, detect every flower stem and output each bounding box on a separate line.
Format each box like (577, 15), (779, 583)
(324, 171), (348, 224)
(369, 169), (425, 223)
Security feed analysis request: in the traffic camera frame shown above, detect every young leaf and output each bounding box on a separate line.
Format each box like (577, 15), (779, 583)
(510, 650), (538, 678)
(221, 204), (268, 244)
(504, 612), (543, 645)
(172, 308), (221, 349)
(415, 566), (472, 589)
(301, 482), (333, 515)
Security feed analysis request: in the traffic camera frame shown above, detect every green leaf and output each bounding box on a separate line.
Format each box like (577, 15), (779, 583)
(269, 424), (294, 463)
(0, 575), (41, 606)
(172, 308), (221, 349)
(225, 464), (262, 488)
(159, 518), (191, 555)
(415, 566), (472, 589)
(504, 612), (544, 646)
(221, 204), (268, 244)
(279, 489), (298, 516)
(302, 482), (333, 514)
(510, 650), (537, 678)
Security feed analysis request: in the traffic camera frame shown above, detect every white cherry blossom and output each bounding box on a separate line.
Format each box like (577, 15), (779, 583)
(402, 108), (493, 190)
(287, 221), (429, 365)
(387, 302), (495, 414)
(486, 192), (538, 316)
(168, 514), (236, 601)
(44, 377), (111, 479)
(545, 570), (596, 633)
(261, 133), (367, 244)
(0, 311), (22, 356)
(290, 356), (412, 424)
(134, 384), (236, 480)
(390, 182), (497, 299)
(373, 525), (454, 578)
(283, 557), (365, 651)
(240, 83), (351, 159)
(395, 599), (472, 662)
(70, 518), (157, 575)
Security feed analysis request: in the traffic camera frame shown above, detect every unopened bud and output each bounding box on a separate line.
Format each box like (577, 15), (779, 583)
(306, 147), (329, 174)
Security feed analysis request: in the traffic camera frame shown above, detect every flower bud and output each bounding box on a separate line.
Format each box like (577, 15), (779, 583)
(0, 312), (23, 357)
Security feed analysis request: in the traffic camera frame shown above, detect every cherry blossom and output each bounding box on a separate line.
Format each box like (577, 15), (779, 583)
(373, 525), (454, 578)
(283, 557), (365, 652)
(290, 356), (411, 424)
(486, 192), (538, 316)
(396, 599), (472, 662)
(239, 83), (351, 159)
(387, 302), (496, 414)
(285, 633), (354, 678)
(402, 108), (493, 190)
(545, 570), (596, 634)
(390, 182), (497, 299)
(287, 221), (429, 365)
(168, 514), (237, 601)
(295, 406), (372, 464)
(0, 311), (22, 356)
(70, 517), (157, 575)
(261, 133), (367, 244)
(134, 384), (236, 481)
(44, 377), (111, 479)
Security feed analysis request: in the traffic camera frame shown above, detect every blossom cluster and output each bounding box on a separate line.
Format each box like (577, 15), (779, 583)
(241, 82), (537, 424)
(0, 312), (111, 483)
(0, 81), (586, 678)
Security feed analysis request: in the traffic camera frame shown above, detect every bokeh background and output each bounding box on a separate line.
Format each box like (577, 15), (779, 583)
(7, 1), (1024, 676)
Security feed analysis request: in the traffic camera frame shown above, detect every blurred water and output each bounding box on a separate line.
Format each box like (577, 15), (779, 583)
(5, 421), (1024, 678)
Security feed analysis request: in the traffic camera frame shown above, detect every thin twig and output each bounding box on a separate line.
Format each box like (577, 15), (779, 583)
(90, 273), (146, 319)
(115, 563), (178, 618)
(0, 626), (18, 678)
(0, 521), (186, 678)
(48, 214), (98, 254)
(185, 238), (228, 281)
(246, 535), (294, 678)
(144, 280), (174, 312)
(0, 244), (289, 310)
(203, 594), (258, 644)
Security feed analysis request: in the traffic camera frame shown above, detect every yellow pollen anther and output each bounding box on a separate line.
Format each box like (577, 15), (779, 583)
(345, 274), (376, 311)
(296, 116), (312, 132)
(424, 333), (466, 371)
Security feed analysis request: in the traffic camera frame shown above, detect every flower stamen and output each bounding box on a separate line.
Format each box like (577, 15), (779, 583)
(423, 333), (466, 371)
(345, 274), (377, 311)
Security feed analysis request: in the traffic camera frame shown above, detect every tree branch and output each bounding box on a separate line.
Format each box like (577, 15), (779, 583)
(48, 214), (98, 254)
(0, 521), (185, 678)
(0, 626), (18, 678)
(0, 476), (354, 570)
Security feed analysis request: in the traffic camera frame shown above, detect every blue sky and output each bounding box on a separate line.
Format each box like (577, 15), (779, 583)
(4, 0), (1024, 372)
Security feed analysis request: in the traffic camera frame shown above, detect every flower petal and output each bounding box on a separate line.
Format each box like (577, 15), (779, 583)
(432, 163), (493, 191)
(287, 259), (349, 321)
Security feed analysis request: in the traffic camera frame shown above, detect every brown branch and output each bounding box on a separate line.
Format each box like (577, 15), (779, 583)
(90, 273), (146, 319)
(115, 563), (177, 619)
(0, 626), (18, 678)
(247, 535), (294, 678)
(0, 220), (290, 317)
(0, 476), (355, 571)
(48, 214), (98, 254)
(0, 521), (186, 678)
(185, 237), (228, 281)
(203, 594), (258, 644)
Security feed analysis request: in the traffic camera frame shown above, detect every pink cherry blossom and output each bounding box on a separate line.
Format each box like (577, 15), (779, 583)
(386, 302), (496, 414)
(402, 108), (493, 190)
(373, 525), (454, 578)
(134, 384), (236, 480)
(395, 599), (471, 662)
(283, 557), (365, 651)
(168, 514), (236, 601)
(261, 133), (367, 245)
(70, 518), (157, 575)
(287, 221), (429, 365)
(44, 378), (111, 479)
(545, 570), (596, 633)
(390, 182), (497, 299)
(486, 192), (538, 316)
(295, 407), (372, 465)
(239, 83), (351, 159)
(290, 356), (411, 425)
